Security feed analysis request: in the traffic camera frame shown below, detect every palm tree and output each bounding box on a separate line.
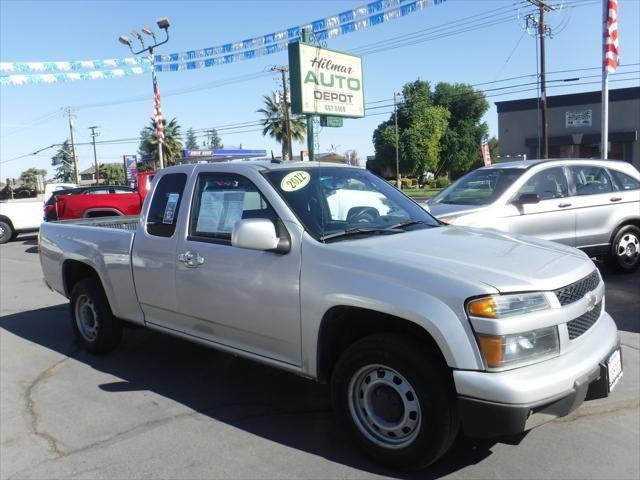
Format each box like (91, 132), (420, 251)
(257, 93), (306, 161)
(139, 117), (184, 168)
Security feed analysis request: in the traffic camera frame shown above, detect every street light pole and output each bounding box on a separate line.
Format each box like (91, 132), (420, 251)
(89, 126), (100, 185)
(394, 92), (401, 189)
(119, 18), (170, 170)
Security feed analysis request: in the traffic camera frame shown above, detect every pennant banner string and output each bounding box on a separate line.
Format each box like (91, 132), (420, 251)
(0, 0), (446, 85)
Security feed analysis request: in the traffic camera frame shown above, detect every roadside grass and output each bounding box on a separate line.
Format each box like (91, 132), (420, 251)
(401, 188), (442, 198)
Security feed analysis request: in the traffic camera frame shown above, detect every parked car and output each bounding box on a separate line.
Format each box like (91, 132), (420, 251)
(44, 185), (135, 221)
(53, 172), (155, 220)
(0, 182), (76, 243)
(426, 159), (640, 272)
(40, 162), (622, 470)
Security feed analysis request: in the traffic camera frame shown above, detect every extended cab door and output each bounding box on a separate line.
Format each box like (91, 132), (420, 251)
(132, 171), (189, 327)
(172, 168), (302, 366)
(500, 166), (576, 246)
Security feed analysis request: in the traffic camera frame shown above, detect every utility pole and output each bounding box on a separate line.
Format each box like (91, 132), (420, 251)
(394, 92), (401, 189)
(527, 0), (554, 159)
(65, 107), (80, 184)
(89, 126), (100, 185)
(301, 28), (314, 162)
(271, 66), (293, 161)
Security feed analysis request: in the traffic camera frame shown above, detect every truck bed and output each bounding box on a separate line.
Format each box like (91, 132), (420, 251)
(39, 216), (144, 325)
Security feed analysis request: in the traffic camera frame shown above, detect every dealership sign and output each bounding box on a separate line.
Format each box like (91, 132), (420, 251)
(289, 42), (364, 118)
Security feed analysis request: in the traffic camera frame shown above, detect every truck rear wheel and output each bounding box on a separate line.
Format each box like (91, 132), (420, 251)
(331, 334), (459, 471)
(70, 278), (122, 353)
(0, 220), (14, 244)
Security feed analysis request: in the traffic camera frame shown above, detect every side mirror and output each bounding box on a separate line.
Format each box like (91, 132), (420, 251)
(231, 218), (290, 253)
(515, 193), (541, 205)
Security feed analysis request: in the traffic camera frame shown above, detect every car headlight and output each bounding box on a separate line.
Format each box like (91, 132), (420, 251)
(477, 326), (559, 369)
(467, 292), (550, 319)
(467, 293), (557, 369)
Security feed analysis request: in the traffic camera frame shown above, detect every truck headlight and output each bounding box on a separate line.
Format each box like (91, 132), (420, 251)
(477, 326), (559, 369)
(467, 293), (550, 319)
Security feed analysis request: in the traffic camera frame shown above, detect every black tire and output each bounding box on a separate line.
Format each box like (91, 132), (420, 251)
(605, 225), (640, 273)
(331, 333), (459, 471)
(70, 278), (122, 353)
(0, 220), (14, 244)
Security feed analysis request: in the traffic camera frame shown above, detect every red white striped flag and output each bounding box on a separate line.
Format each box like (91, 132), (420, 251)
(604, 0), (619, 73)
(152, 70), (165, 143)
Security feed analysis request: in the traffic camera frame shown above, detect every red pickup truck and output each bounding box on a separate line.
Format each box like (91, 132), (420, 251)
(55, 172), (156, 220)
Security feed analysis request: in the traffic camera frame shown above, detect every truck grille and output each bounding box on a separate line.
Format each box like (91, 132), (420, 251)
(554, 270), (600, 306)
(567, 302), (602, 340)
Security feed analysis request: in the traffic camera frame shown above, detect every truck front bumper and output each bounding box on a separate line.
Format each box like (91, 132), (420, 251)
(454, 311), (621, 438)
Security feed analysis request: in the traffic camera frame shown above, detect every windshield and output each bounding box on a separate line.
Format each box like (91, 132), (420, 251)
(430, 168), (525, 206)
(264, 167), (440, 241)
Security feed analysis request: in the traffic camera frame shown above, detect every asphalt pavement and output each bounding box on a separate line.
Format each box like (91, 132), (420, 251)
(1, 234), (638, 479)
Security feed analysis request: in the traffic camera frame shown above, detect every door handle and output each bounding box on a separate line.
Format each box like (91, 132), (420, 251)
(558, 203), (572, 208)
(178, 251), (205, 267)
(610, 197), (622, 202)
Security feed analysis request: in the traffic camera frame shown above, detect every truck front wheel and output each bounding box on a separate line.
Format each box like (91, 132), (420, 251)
(331, 334), (459, 471)
(70, 278), (122, 353)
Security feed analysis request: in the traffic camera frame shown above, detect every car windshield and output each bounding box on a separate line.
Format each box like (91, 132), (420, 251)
(263, 166), (440, 241)
(430, 168), (525, 206)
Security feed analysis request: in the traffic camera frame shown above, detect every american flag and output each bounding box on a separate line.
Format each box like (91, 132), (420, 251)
(604, 0), (619, 73)
(152, 70), (165, 143)
(481, 137), (491, 166)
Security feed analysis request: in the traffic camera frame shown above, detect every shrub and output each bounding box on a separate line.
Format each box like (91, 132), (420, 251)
(435, 176), (451, 188)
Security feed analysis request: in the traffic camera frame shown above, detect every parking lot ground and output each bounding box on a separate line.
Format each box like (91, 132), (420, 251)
(1, 234), (639, 479)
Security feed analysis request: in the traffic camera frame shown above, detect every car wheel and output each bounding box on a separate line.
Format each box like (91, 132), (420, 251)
(331, 334), (459, 471)
(70, 278), (122, 353)
(0, 220), (14, 244)
(605, 225), (640, 273)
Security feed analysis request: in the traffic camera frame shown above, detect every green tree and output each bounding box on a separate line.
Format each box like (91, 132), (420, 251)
(51, 140), (74, 182)
(203, 128), (223, 149)
(185, 128), (199, 150)
(432, 82), (489, 175)
(138, 117), (184, 167)
(373, 82), (449, 176)
(257, 93), (306, 161)
(19, 168), (48, 191)
(488, 136), (499, 161)
(373, 80), (488, 177)
(99, 163), (126, 185)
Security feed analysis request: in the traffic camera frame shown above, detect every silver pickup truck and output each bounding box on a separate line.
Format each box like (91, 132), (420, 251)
(40, 162), (623, 470)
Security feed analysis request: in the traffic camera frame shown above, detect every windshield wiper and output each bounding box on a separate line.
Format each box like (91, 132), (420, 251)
(320, 227), (404, 242)
(388, 220), (435, 229)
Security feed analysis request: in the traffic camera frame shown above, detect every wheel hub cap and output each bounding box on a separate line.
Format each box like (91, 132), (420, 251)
(348, 364), (421, 449)
(617, 233), (639, 266)
(75, 294), (99, 342)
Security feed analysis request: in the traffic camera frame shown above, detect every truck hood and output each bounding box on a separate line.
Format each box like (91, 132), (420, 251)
(328, 226), (593, 293)
(424, 202), (488, 218)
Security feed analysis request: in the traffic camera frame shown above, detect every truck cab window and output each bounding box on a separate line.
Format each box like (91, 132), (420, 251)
(189, 174), (277, 242)
(146, 173), (187, 237)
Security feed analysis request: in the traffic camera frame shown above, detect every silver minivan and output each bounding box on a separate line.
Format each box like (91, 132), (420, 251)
(426, 159), (640, 272)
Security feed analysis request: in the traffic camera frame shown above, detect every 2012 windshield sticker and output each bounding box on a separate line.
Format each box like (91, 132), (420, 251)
(281, 171), (311, 192)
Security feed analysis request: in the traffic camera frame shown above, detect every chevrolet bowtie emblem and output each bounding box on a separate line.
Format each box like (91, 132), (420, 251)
(585, 291), (597, 312)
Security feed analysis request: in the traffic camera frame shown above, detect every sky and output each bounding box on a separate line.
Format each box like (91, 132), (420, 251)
(1, 0), (639, 180)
